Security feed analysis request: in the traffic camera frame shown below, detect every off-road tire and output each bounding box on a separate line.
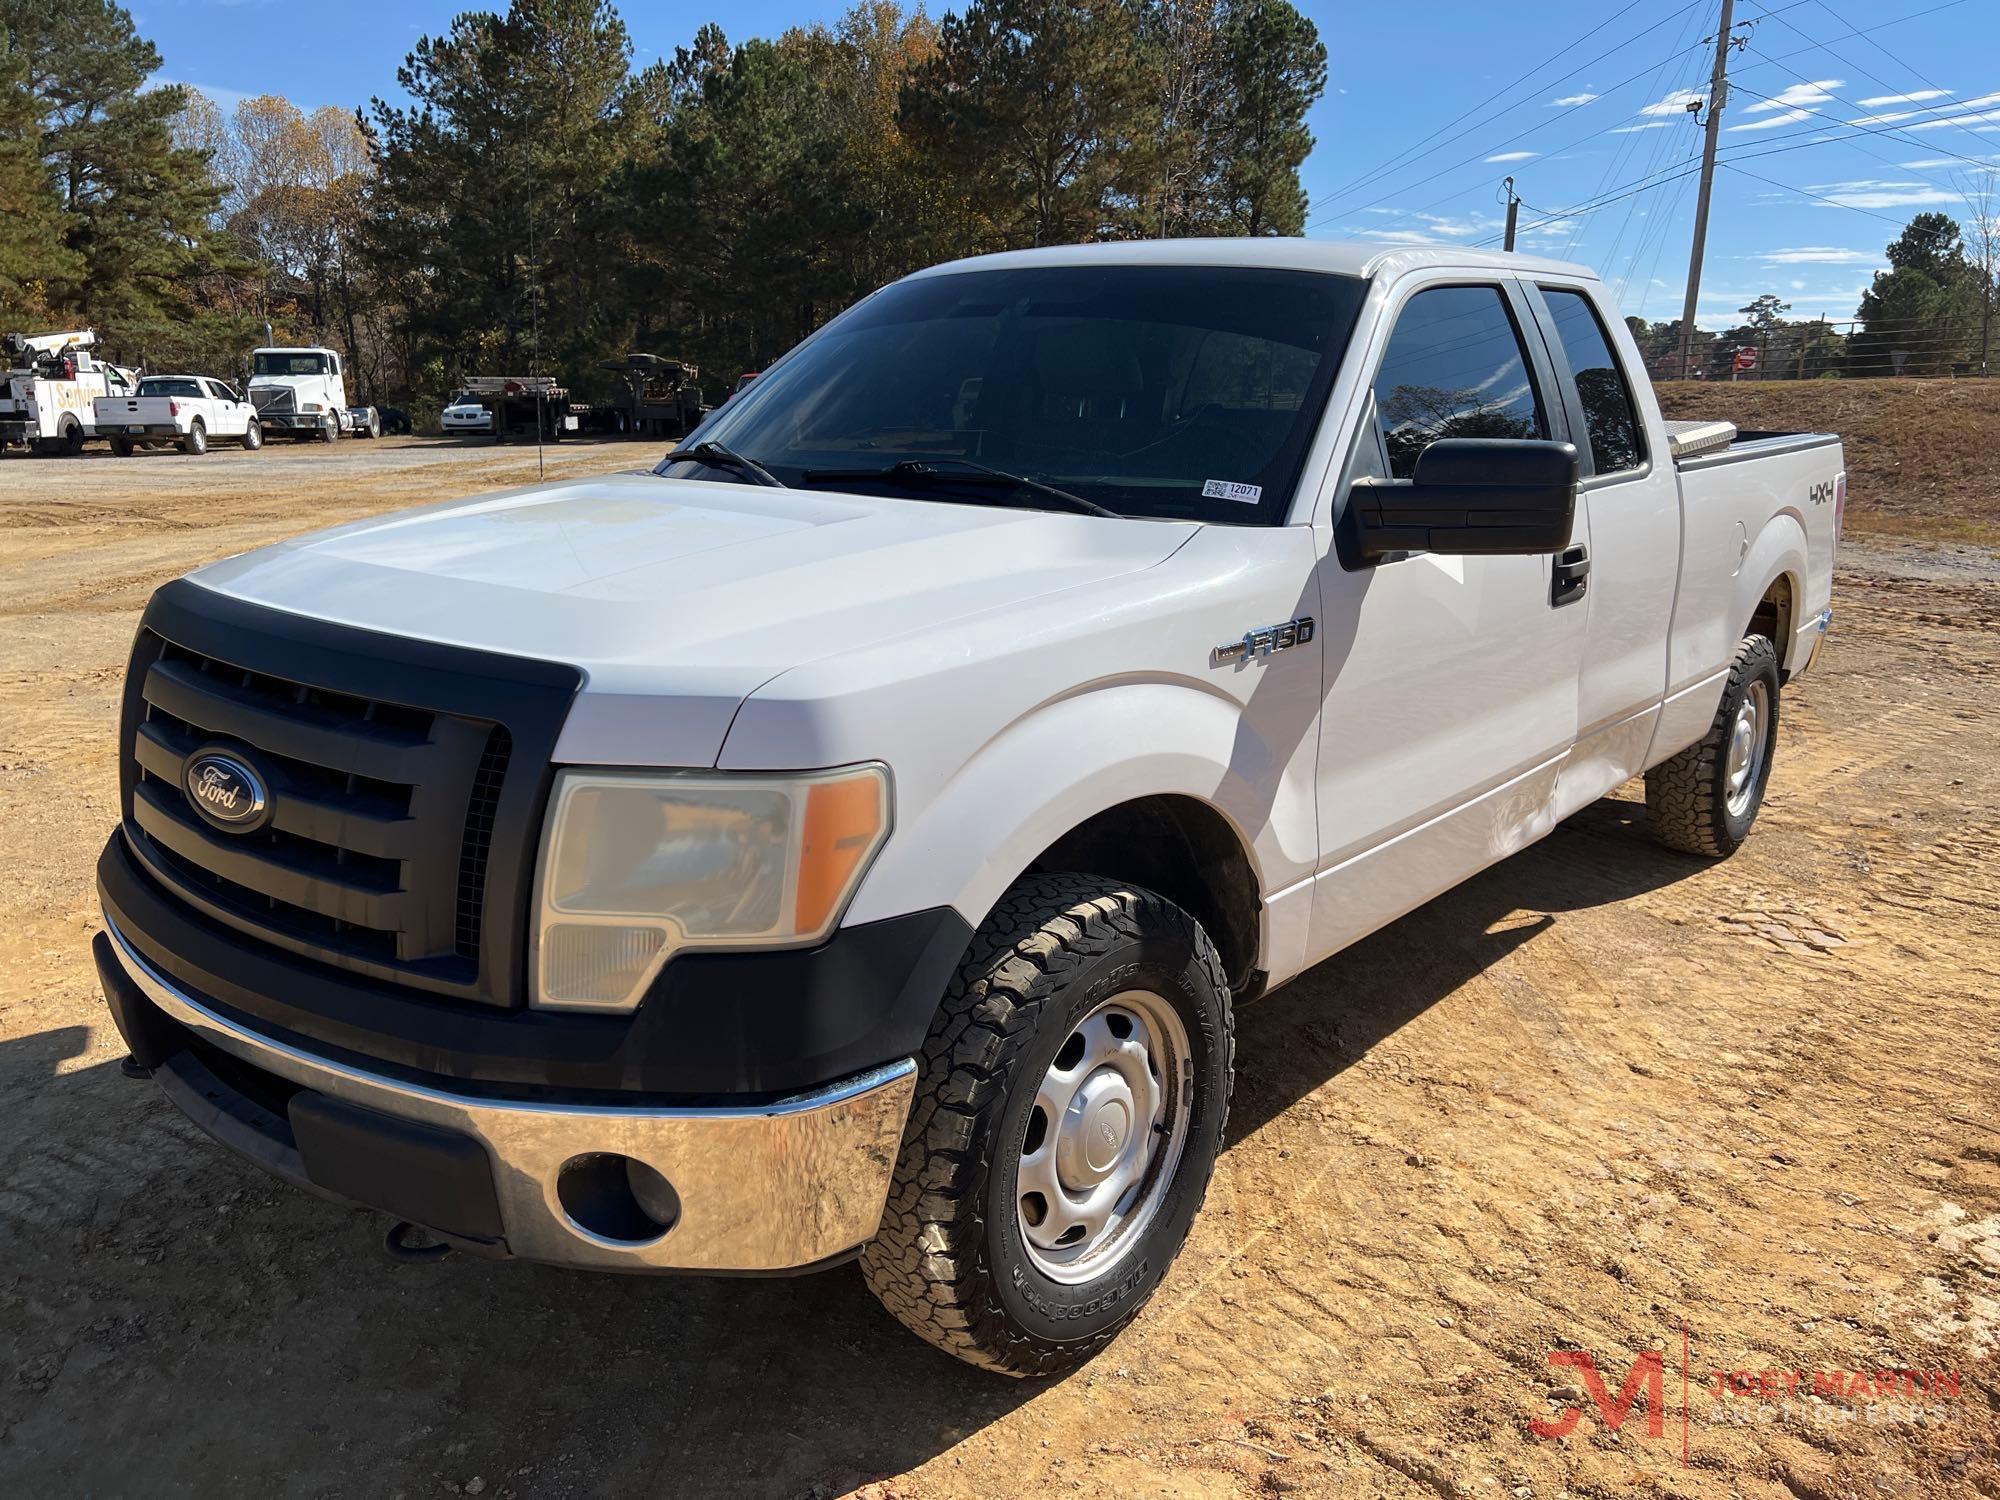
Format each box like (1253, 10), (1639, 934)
(1646, 633), (1780, 858)
(860, 873), (1234, 1378)
(180, 419), (206, 456)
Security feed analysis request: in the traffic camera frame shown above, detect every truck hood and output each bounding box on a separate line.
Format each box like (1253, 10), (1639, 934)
(190, 471), (1193, 766)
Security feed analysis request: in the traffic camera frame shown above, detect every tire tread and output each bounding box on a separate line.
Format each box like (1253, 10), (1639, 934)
(859, 872), (1232, 1378)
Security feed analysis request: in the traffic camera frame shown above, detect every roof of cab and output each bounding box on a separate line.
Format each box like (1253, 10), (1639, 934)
(906, 237), (1599, 284)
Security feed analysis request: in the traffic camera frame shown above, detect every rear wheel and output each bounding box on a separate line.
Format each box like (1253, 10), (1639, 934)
(110, 436), (134, 458)
(1646, 634), (1780, 858)
(861, 874), (1233, 1377)
(180, 419), (207, 456)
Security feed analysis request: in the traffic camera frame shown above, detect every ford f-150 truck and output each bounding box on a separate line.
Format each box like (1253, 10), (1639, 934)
(94, 241), (1840, 1376)
(95, 374), (265, 456)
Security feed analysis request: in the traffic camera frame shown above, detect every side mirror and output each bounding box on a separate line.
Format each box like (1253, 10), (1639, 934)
(1351, 439), (1578, 559)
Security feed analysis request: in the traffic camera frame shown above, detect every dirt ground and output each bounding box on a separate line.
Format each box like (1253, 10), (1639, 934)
(2, 437), (1996, 1498)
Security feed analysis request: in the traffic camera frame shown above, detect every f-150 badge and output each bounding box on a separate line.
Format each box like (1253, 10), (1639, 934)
(1213, 617), (1315, 666)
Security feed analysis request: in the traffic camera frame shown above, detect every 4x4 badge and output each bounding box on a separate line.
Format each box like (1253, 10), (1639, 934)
(1213, 617), (1314, 666)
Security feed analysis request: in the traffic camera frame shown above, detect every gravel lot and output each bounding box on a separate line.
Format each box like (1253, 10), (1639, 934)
(1, 439), (1995, 1497)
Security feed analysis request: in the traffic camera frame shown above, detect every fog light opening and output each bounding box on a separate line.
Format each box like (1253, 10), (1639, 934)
(555, 1153), (681, 1244)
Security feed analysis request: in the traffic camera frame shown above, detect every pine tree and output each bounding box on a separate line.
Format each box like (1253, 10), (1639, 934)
(0, 27), (76, 323)
(1, 0), (226, 331)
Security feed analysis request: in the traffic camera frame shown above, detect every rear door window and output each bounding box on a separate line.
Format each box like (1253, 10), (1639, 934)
(1370, 285), (1548, 478)
(1539, 287), (1644, 475)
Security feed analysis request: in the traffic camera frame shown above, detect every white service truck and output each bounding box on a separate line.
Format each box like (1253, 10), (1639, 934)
(247, 346), (375, 441)
(95, 242), (1840, 1377)
(94, 375), (265, 456)
(0, 330), (140, 454)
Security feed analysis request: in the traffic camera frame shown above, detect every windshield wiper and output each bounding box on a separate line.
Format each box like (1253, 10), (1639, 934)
(800, 457), (1119, 519)
(673, 439), (786, 488)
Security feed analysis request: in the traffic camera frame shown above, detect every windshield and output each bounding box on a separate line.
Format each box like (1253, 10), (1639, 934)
(253, 352), (330, 377)
(659, 264), (1366, 523)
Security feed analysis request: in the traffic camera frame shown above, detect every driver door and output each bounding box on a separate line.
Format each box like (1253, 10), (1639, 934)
(1304, 275), (1589, 963)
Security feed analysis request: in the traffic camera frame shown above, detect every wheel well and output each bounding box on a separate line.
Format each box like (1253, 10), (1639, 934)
(1026, 795), (1262, 998)
(1749, 574), (1795, 674)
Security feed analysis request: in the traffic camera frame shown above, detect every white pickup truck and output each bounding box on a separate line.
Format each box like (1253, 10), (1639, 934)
(94, 241), (1839, 1377)
(94, 375), (265, 456)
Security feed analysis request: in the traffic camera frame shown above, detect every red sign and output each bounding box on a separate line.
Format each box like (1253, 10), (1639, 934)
(1733, 347), (1758, 371)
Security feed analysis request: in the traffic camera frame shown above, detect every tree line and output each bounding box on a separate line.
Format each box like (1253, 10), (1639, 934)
(6, 0), (1993, 408)
(1628, 206), (2000, 382)
(1, 0), (1326, 406)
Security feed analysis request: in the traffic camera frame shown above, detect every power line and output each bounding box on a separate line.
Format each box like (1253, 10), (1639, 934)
(1773, 0), (2000, 157)
(1309, 0), (1668, 215)
(1308, 2), (1713, 229)
(1721, 161), (1914, 224)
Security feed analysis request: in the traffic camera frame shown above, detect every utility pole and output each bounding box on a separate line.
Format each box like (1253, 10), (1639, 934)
(1503, 177), (1521, 252)
(1677, 0), (1736, 380)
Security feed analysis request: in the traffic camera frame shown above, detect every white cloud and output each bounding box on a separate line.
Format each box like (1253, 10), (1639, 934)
(1911, 108), (2000, 130)
(1484, 151), (1539, 163)
(1549, 92), (1599, 108)
(1859, 88), (1951, 107)
(1804, 179), (1962, 209)
(1745, 79), (1842, 114)
(1610, 121), (1673, 134)
(1760, 247), (1881, 265)
(151, 77), (257, 111)
(1730, 107), (1813, 132)
(1851, 90), (2000, 128)
(1641, 88), (1705, 117)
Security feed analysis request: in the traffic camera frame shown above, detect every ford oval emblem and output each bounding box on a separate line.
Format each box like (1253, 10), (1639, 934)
(183, 749), (271, 833)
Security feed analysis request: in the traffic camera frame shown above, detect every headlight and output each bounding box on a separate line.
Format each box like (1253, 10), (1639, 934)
(531, 764), (891, 1012)
(300, 402), (323, 413)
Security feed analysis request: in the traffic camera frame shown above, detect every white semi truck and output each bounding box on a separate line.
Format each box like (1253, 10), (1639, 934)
(96, 241), (1842, 1376)
(0, 330), (140, 455)
(247, 346), (376, 441)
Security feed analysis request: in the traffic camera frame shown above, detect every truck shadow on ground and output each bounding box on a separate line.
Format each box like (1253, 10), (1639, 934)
(1228, 790), (1705, 1143)
(0, 794), (1706, 1497)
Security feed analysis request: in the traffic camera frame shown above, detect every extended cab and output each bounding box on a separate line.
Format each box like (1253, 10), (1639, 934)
(94, 242), (1839, 1376)
(95, 375), (265, 456)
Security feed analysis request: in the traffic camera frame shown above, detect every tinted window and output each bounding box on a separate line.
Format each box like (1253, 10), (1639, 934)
(138, 377), (203, 398)
(1371, 285), (1546, 479)
(1541, 287), (1643, 474)
(664, 265), (1368, 524)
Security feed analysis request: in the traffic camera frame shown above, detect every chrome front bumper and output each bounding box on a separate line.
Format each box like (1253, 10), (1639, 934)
(104, 918), (916, 1273)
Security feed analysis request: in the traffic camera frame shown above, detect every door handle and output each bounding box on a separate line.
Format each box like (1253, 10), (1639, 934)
(1551, 544), (1590, 607)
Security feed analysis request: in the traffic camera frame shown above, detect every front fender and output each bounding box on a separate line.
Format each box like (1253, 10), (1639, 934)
(842, 679), (1312, 971)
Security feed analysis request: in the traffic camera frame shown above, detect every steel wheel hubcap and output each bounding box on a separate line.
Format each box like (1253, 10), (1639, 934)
(1016, 990), (1192, 1283)
(1725, 678), (1770, 817)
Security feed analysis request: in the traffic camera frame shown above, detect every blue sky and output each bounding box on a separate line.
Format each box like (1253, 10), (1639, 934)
(139, 0), (2000, 330)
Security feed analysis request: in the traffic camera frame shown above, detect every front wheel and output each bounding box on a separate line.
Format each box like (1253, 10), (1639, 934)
(1646, 634), (1780, 858)
(320, 414), (340, 442)
(180, 419), (207, 456)
(861, 874), (1233, 1377)
(241, 418), (262, 451)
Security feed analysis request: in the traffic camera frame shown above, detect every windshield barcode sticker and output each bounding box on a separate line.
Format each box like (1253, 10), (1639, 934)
(1202, 479), (1262, 504)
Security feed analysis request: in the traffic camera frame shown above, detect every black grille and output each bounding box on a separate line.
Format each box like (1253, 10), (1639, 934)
(455, 727), (511, 959)
(117, 583), (581, 1011)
